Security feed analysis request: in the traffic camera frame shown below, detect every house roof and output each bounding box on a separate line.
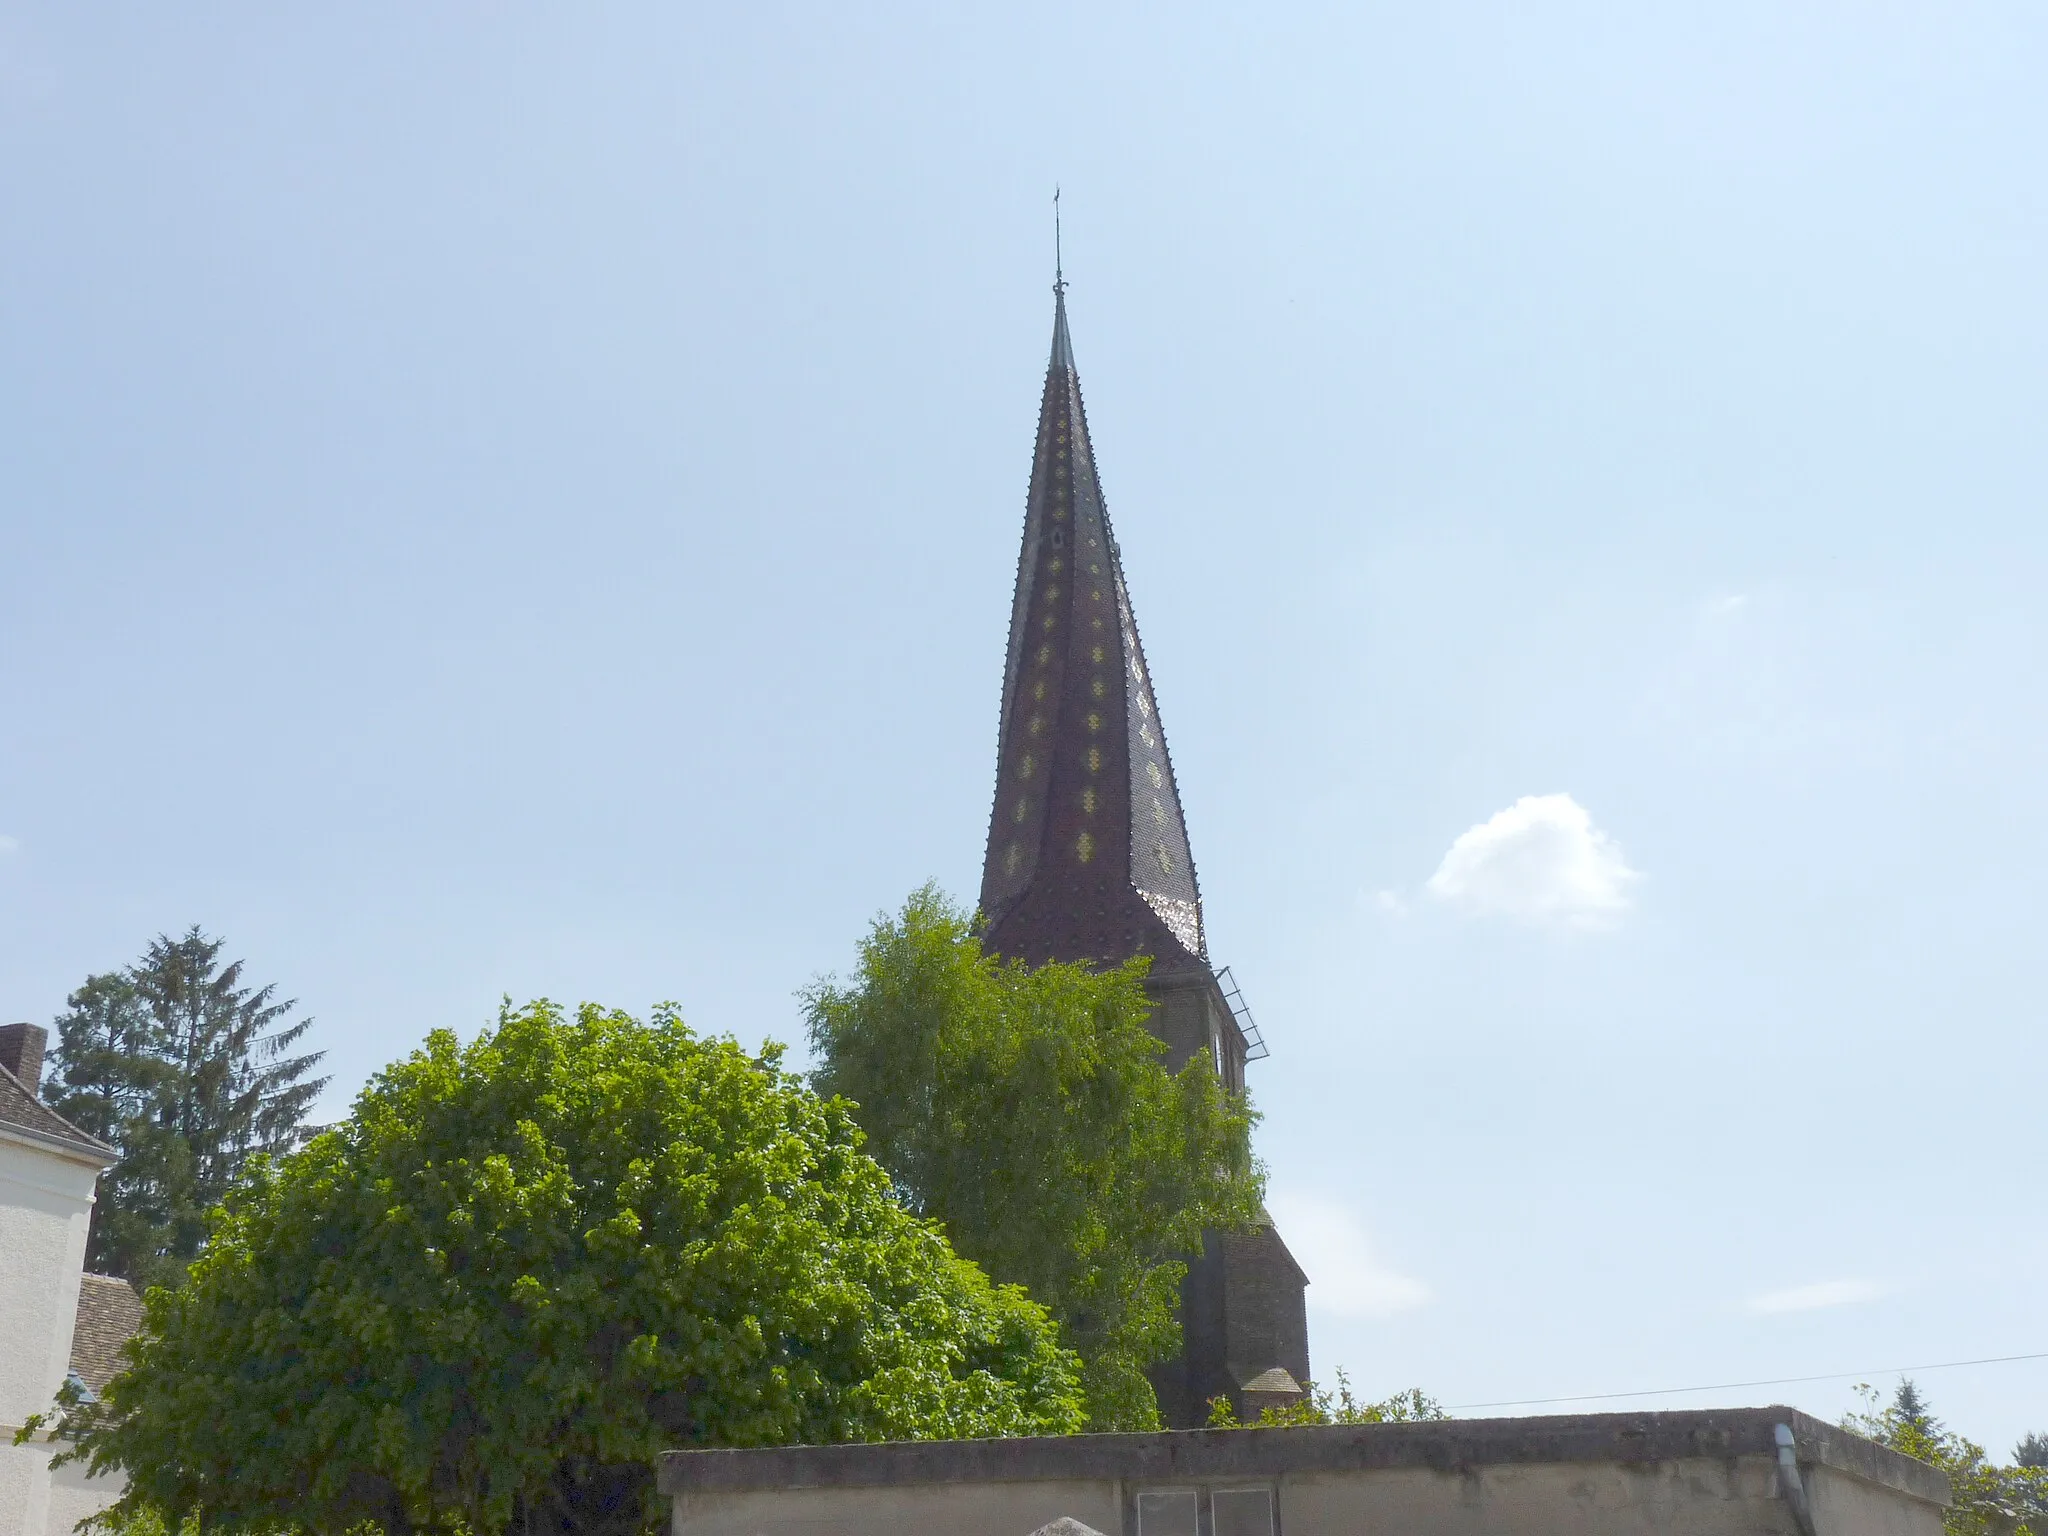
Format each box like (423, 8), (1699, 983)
(69, 1274), (144, 1394)
(0, 1060), (117, 1164)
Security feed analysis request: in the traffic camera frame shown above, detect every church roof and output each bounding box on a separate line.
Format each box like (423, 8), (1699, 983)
(979, 283), (1208, 976)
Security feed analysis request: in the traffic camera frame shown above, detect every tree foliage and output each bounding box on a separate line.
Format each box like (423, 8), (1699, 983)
(1894, 1379), (1935, 1433)
(804, 885), (1265, 1431)
(43, 928), (326, 1285)
(1846, 1381), (2048, 1536)
(46, 1000), (1079, 1536)
(1204, 1370), (1445, 1429)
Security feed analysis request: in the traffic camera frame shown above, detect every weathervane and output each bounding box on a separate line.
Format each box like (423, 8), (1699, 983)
(1054, 185), (1065, 294)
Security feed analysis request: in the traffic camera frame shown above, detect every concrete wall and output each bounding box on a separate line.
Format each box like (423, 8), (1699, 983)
(1806, 1462), (1947, 1536)
(661, 1408), (1949, 1536)
(1274, 1459), (1805, 1536)
(0, 1130), (114, 1536)
(674, 1478), (1123, 1536)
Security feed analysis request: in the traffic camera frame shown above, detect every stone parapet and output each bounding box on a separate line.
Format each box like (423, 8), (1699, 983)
(659, 1407), (1949, 1536)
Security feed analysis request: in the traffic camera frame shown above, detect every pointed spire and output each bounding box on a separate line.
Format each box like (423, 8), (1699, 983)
(1050, 281), (1074, 374)
(1050, 188), (1073, 372)
(980, 280), (1207, 974)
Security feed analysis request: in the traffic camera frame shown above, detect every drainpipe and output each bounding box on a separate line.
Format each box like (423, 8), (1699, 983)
(1776, 1422), (1819, 1536)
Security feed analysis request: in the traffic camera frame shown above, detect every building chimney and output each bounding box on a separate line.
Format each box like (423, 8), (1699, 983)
(0, 1022), (47, 1094)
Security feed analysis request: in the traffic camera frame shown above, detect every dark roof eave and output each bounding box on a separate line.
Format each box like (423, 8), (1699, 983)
(0, 1062), (119, 1165)
(0, 1117), (119, 1166)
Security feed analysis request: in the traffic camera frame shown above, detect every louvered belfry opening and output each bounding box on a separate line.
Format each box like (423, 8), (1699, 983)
(975, 281), (1311, 1428)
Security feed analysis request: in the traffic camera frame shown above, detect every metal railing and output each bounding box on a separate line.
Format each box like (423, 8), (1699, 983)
(1212, 965), (1269, 1062)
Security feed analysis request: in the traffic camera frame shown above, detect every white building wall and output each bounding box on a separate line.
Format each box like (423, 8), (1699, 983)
(45, 1456), (126, 1536)
(0, 1132), (108, 1536)
(0, 1444), (50, 1536)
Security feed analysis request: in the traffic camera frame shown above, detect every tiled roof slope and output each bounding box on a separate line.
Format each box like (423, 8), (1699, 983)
(978, 283), (1210, 978)
(69, 1274), (144, 1393)
(0, 1060), (116, 1162)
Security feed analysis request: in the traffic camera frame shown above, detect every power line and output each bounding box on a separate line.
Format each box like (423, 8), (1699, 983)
(1447, 1351), (2048, 1413)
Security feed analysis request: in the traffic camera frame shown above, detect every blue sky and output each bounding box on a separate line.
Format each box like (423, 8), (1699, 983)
(3, 4), (2043, 1450)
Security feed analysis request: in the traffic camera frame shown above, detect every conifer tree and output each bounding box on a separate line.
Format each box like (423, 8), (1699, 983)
(1893, 1378), (1938, 1434)
(43, 927), (327, 1285)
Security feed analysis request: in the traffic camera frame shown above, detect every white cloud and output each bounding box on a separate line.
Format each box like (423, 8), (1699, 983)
(1269, 1192), (1430, 1321)
(1372, 889), (1409, 918)
(1425, 794), (1639, 930)
(1746, 1279), (1882, 1315)
(0, 835), (17, 856)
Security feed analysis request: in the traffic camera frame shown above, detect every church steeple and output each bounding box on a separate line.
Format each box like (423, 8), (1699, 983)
(979, 282), (1208, 976)
(973, 271), (1312, 1429)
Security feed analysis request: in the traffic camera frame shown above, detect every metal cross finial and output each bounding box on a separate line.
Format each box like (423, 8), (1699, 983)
(1054, 185), (1065, 294)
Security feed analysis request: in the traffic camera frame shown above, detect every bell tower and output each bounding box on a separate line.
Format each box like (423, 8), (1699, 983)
(977, 276), (1311, 1427)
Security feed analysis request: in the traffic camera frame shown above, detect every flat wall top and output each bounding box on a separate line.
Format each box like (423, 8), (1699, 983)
(657, 1407), (1947, 1509)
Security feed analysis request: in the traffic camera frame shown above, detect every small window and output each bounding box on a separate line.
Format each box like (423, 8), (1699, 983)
(1212, 1487), (1276, 1536)
(1135, 1488), (1198, 1536)
(1051, 526), (1066, 548)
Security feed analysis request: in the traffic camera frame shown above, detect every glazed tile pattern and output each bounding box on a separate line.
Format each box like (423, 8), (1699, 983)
(979, 287), (1208, 976)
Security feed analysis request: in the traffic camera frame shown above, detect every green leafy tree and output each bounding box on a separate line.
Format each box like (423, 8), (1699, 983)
(1204, 1370), (1445, 1428)
(804, 885), (1265, 1432)
(43, 1000), (1081, 1536)
(43, 928), (327, 1284)
(2017, 1435), (2048, 1530)
(1846, 1381), (2048, 1536)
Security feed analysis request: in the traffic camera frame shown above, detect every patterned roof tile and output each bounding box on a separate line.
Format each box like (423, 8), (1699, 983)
(979, 284), (1209, 979)
(69, 1274), (144, 1394)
